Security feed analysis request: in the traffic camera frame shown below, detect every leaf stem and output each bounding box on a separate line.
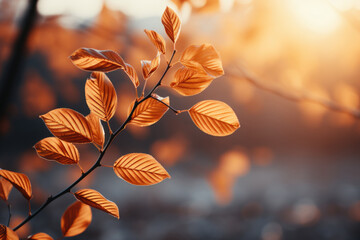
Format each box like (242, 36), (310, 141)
(107, 121), (113, 135)
(12, 49), (177, 232)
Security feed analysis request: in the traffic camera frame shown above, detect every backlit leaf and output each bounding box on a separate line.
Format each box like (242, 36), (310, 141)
(61, 201), (92, 237)
(0, 177), (13, 201)
(86, 113), (105, 148)
(141, 54), (160, 80)
(113, 153), (170, 185)
(74, 189), (119, 219)
(170, 67), (214, 96)
(70, 48), (125, 72)
(180, 44), (224, 77)
(40, 108), (92, 143)
(161, 7), (181, 43)
(0, 169), (32, 200)
(34, 137), (79, 165)
(0, 224), (19, 240)
(144, 29), (166, 54)
(188, 100), (240, 136)
(85, 72), (117, 122)
(124, 63), (140, 88)
(27, 233), (53, 240)
(128, 97), (169, 127)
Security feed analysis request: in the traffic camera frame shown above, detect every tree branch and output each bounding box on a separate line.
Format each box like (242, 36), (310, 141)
(227, 64), (360, 119)
(12, 49), (177, 232)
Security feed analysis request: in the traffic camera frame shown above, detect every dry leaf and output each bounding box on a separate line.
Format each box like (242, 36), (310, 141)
(0, 224), (19, 240)
(27, 232), (53, 240)
(124, 63), (140, 88)
(0, 169), (32, 200)
(170, 67), (214, 96)
(161, 6), (181, 43)
(188, 100), (240, 136)
(144, 29), (166, 54)
(141, 54), (160, 80)
(0, 177), (13, 201)
(74, 189), (119, 219)
(40, 108), (92, 143)
(85, 72), (117, 122)
(70, 48), (125, 72)
(113, 153), (170, 185)
(34, 137), (79, 165)
(180, 44), (224, 77)
(61, 201), (92, 237)
(129, 97), (169, 127)
(86, 113), (105, 148)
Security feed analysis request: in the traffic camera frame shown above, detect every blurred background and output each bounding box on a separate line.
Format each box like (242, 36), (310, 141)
(0, 0), (360, 239)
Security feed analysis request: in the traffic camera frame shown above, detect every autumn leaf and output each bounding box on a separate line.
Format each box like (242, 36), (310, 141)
(0, 177), (13, 201)
(170, 67), (214, 96)
(85, 72), (117, 122)
(70, 48), (125, 72)
(113, 153), (170, 185)
(124, 63), (140, 88)
(144, 29), (166, 54)
(188, 100), (240, 136)
(180, 44), (224, 77)
(0, 224), (19, 240)
(74, 189), (119, 219)
(61, 201), (92, 237)
(161, 6), (181, 43)
(86, 113), (105, 148)
(129, 96), (169, 127)
(27, 232), (53, 240)
(34, 137), (79, 165)
(0, 169), (32, 200)
(40, 108), (92, 143)
(141, 54), (160, 80)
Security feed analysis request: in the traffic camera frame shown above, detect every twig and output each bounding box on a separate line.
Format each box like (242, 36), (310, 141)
(12, 49), (177, 232)
(7, 202), (11, 227)
(150, 95), (183, 114)
(227, 64), (360, 119)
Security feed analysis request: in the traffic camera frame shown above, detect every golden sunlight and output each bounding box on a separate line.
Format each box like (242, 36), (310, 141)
(288, 0), (341, 34)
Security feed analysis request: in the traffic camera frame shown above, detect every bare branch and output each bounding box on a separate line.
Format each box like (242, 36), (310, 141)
(227, 64), (360, 119)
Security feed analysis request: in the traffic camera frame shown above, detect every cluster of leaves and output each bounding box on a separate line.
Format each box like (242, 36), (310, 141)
(0, 7), (239, 239)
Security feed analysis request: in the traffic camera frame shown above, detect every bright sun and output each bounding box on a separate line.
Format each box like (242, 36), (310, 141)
(288, 0), (341, 34)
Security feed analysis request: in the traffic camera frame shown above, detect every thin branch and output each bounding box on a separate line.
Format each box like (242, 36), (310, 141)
(12, 49), (177, 232)
(7, 203), (11, 227)
(150, 95), (183, 114)
(228, 64), (360, 119)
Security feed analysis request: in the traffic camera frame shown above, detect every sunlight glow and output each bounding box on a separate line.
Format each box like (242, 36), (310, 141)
(38, 0), (103, 19)
(289, 0), (341, 34)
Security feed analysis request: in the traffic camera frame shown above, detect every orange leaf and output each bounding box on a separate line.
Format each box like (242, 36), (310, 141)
(180, 44), (224, 77)
(161, 7), (181, 43)
(70, 48), (125, 72)
(86, 113), (105, 148)
(113, 153), (170, 185)
(0, 177), (13, 201)
(74, 189), (119, 219)
(85, 72), (117, 122)
(144, 29), (166, 54)
(34, 137), (79, 165)
(124, 63), (140, 88)
(188, 100), (240, 136)
(0, 224), (19, 240)
(0, 169), (32, 200)
(27, 232), (53, 240)
(61, 201), (92, 237)
(40, 108), (92, 143)
(170, 67), (214, 96)
(141, 54), (160, 80)
(128, 96), (169, 127)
